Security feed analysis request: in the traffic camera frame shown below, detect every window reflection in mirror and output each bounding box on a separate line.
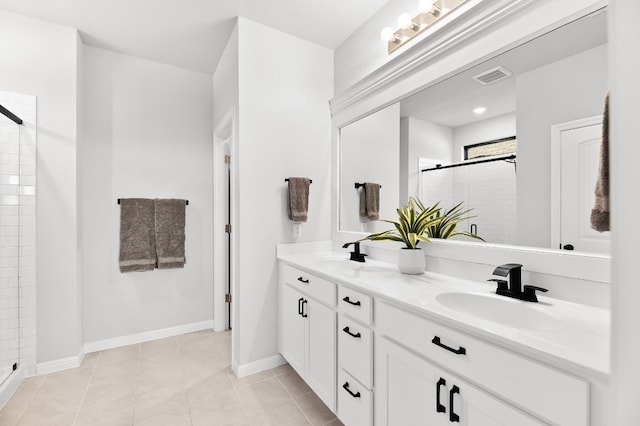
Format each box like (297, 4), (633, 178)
(338, 9), (609, 255)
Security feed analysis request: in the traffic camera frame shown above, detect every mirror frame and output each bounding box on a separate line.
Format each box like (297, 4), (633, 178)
(330, 0), (610, 283)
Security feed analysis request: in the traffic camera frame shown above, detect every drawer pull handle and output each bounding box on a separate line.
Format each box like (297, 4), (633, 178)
(301, 299), (308, 318)
(297, 277), (309, 284)
(342, 296), (361, 306)
(449, 385), (460, 422)
(342, 382), (361, 399)
(297, 297), (304, 316)
(342, 326), (361, 339)
(432, 336), (466, 355)
(436, 377), (446, 414)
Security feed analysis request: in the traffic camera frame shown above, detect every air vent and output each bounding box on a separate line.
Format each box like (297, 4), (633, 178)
(472, 66), (512, 85)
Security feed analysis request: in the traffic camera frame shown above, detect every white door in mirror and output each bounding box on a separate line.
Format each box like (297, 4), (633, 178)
(560, 123), (610, 254)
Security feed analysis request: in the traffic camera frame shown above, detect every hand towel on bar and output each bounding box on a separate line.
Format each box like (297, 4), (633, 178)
(591, 91), (610, 232)
(119, 198), (156, 273)
(154, 199), (187, 269)
(359, 182), (380, 221)
(287, 177), (311, 223)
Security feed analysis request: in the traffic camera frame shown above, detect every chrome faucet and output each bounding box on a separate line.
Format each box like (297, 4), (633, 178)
(342, 241), (367, 263)
(489, 263), (548, 302)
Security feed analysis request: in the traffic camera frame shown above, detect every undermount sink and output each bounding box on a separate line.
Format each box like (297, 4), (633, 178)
(435, 292), (562, 331)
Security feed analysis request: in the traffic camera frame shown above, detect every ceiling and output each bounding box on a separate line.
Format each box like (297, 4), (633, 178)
(401, 8), (607, 128)
(0, 0), (390, 74)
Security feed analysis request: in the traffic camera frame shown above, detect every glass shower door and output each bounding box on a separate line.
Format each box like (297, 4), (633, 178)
(0, 113), (21, 385)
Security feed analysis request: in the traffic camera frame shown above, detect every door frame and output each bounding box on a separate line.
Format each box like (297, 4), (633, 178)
(213, 107), (237, 332)
(550, 115), (602, 250)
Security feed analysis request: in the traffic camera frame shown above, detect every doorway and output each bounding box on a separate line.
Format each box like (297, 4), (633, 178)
(213, 109), (236, 333)
(551, 116), (610, 254)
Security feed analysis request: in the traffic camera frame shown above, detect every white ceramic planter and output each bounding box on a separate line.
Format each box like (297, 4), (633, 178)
(397, 248), (426, 274)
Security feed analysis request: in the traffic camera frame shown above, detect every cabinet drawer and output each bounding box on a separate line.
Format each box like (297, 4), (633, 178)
(338, 369), (372, 426)
(338, 286), (372, 325)
(338, 315), (373, 389)
(282, 264), (336, 307)
(377, 301), (589, 426)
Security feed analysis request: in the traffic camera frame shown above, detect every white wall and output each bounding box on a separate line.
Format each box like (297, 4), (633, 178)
(213, 22), (238, 131)
(81, 46), (214, 345)
(340, 104), (399, 233)
(610, 0), (640, 423)
(0, 11), (81, 364)
(235, 18), (333, 368)
(516, 44), (607, 249)
(401, 116), (453, 202)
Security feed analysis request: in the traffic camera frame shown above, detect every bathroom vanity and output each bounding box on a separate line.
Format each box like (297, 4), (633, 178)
(277, 244), (609, 426)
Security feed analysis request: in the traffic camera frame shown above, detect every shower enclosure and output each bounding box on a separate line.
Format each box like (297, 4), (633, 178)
(0, 103), (23, 386)
(0, 93), (36, 394)
(421, 154), (517, 245)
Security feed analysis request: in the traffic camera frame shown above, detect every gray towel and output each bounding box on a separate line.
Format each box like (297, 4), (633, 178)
(154, 199), (187, 269)
(119, 198), (156, 273)
(591, 92), (610, 232)
(287, 178), (310, 223)
(359, 182), (380, 221)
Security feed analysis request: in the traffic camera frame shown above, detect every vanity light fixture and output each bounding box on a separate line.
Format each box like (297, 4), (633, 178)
(473, 106), (487, 115)
(381, 0), (468, 54)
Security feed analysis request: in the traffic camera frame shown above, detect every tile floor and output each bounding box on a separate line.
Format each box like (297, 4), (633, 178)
(0, 330), (344, 425)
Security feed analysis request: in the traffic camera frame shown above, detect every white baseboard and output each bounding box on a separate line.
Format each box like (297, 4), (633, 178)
(36, 352), (83, 375)
(84, 320), (214, 354)
(234, 354), (286, 378)
(0, 366), (25, 409)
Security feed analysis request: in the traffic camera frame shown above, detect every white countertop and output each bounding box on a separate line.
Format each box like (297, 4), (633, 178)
(277, 250), (610, 379)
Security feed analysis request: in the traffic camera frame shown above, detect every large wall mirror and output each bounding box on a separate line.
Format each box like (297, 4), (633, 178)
(338, 8), (609, 255)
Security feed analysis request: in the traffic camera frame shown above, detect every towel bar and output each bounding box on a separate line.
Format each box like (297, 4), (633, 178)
(118, 199), (189, 205)
(285, 178), (312, 183)
(355, 183), (381, 189)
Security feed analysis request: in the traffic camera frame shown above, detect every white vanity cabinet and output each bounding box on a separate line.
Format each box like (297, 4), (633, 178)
(337, 286), (375, 425)
(277, 255), (599, 426)
(279, 264), (337, 411)
(375, 336), (543, 426)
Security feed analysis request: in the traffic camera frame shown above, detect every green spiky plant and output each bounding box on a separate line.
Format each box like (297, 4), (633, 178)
(424, 201), (485, 241)
(359, 197), (442, 249)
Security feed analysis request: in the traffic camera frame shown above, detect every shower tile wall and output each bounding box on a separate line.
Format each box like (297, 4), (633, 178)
(0, 92), (37, 374)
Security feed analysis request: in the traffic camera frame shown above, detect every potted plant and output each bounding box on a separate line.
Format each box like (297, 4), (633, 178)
(425, 201), (485, 241)
(360, 197), (441, 274)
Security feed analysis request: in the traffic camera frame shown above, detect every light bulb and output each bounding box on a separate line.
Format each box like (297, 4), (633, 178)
(418, 0), (437, 14)
(398, 13), (414, 29)
(380, 27), (395, 43)
(473, 107), (487, 115)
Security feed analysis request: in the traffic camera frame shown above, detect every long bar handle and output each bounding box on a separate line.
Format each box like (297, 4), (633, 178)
(342, 382), (361, 399)
(449, 385), (460, 422)
(301, 299), (308, 318)
(436, 377), (447, 414)
(297, 277), (309, 284)
(297, 298), (304, 316)
(342, 296), (361, 306)
(432, 336), (466, 355)
(342, 326), (362, 339)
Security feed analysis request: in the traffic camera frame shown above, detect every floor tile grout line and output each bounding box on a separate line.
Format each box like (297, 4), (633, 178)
(274, 373), (314, 425)
(71, 349), (103, 426)
(10, 373), (46, 426)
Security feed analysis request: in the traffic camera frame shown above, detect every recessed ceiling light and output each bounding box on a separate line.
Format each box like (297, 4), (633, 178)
(473, 107), (486, 115)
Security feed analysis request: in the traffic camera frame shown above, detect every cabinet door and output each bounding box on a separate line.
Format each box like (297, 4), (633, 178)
(375, 337), (446, 426)
(307, 299), (336, 411)
(439, 370), (544, 426)
(280, 284), (306, 377)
